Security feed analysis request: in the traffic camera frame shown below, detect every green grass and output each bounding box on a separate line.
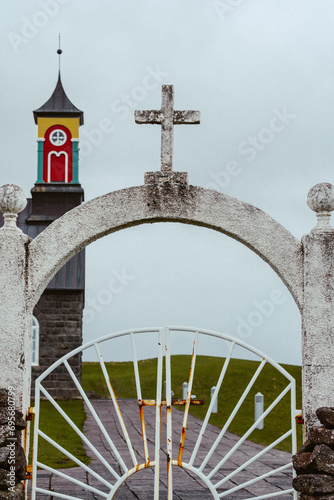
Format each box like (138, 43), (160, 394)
(82, 356), (303, 452)
(29, 400), (90, 469)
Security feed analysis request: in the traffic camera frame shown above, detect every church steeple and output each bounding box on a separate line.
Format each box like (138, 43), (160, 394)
(28, 48), (84, 222)
(33, 48), (84, 185)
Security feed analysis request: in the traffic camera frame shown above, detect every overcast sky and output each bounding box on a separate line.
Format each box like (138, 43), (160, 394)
(1, 0), (334, 365)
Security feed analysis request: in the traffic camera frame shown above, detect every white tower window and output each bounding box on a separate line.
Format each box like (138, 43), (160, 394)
(50, 129), (67, 146)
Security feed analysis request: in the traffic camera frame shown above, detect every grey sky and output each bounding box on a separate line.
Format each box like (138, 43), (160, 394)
(1, 0), (334, 364)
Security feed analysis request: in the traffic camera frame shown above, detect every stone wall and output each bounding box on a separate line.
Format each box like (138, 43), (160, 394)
(0, 389), (26, 500)
(31, 290), (84, 400)
(293, 407), (334, 498)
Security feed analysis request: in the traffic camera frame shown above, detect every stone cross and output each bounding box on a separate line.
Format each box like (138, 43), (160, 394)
(135, 85), (200, 175)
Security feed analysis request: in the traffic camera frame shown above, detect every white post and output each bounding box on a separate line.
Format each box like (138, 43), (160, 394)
(211, 386), (218, 413)
(0, 186), (30, 416)
(302, 183), (334, 434)
(182, 382), (188, 399)
(0, 186), (31, 499)
(255, 392), (264, 429)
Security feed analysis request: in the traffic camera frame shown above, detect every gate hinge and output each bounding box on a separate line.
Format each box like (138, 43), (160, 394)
(27, 407), (35, 421)
(26, 464), (32, 480)
(295, 410), (304, 425)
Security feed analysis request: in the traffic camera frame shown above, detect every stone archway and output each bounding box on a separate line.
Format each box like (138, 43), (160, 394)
(1, 80), (333, 498)
(0, 180), (333, 438)
(26, 184), (303, 312)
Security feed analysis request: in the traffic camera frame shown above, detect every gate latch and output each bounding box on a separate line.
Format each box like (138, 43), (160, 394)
(295, 410), (304, 425)
(27, 407), (35, 421)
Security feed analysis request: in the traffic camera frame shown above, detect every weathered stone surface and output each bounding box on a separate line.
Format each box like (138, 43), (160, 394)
(0, 392), (8, 409)
(0, 217), (31, 417)
(300, 495), (334, 500)
(27, 185), (304, 314)
(308, 427), (334, 447)
(302, 229), (334, 432)
(307, 183), (334, 214)
(293, 474), (334, 494)
(14, 420), (25, 432)
(2, 177), (312, 449)
(0, 469), (9, 489)
(31, 290), (83, 399)
(317, 408), (334, 429)
(135, 85), (200, 175)
(0, 444), (25, 479)
(0, 426), (20, 446)
(299, 440), (316, 453)
(145, 171), (188, 185)
(14, 412), (26, 432)
(0, 482), (24, 499)
(0, 447), (10, 468)
(14, 445), (26, 481)
(0, 185), (27, 216)
(0, 411), (8, 427)
(309, 445), (334, 475)
(1, 175), (333, 493)
(293, 452), (313, 474)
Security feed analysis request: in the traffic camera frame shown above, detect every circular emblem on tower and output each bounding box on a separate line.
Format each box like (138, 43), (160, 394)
(50, 129), (67, 146)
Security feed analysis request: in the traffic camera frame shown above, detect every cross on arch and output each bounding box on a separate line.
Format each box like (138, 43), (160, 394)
(135, 85), (200, 175)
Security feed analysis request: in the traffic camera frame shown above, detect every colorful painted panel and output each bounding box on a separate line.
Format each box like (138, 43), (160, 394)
(43, 125), (73, 183)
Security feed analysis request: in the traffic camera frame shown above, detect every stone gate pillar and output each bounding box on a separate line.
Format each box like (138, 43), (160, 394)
(302, 183), (334, 434)
(0, 185), (30, 498)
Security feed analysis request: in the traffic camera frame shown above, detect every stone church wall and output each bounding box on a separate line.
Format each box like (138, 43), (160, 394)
(31, 290), (84, 399)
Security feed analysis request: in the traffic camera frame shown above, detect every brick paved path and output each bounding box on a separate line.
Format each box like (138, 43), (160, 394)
(33, 399), (295, 499)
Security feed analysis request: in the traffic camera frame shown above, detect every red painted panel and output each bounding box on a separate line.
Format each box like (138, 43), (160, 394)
(49, 152), (67, 182)
(43, 125), (73, 183)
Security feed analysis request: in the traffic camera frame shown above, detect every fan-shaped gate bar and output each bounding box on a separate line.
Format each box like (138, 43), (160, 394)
(31, 326), (298, 500)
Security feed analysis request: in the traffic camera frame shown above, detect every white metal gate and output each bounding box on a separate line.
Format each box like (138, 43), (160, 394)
(31, 327), (298, 499)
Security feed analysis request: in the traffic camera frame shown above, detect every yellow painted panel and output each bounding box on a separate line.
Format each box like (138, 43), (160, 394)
(37, 117), (79, 138)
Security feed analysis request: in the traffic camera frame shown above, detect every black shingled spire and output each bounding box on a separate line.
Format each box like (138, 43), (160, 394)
(33, 41), (84, 125)
(33, 72), (84, 125)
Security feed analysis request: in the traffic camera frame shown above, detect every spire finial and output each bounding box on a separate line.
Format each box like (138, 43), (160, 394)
(57, 34), (62, 73)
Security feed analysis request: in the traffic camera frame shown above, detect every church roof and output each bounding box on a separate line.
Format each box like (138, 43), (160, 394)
(33, 72), (84, 125)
